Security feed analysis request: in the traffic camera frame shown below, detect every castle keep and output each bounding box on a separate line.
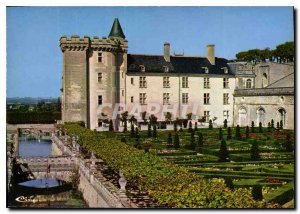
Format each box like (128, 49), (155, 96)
(60, 18), (294, 130)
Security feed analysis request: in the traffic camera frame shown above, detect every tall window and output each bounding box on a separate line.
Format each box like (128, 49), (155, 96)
(163, 93), (170, 105)
(204, 111), (210, 122)
(223, 110), (229, 121)
(98, 73), (102, 83)
(204, 77), (210, 88)
(139, 77), (147, 88)
(131, 96), (134, 103)
(223, 78), (229, 88)
(182, 93), (188, 104)
(223, 93), (229, 105)
(163, 66), (169, 73)
(122, 90), (124, 96)
(182, 77), (188, 88)
(131, 78), (134, 85)
(246, 79), (252, 89)
(98, 52), (102, 63)
(98, 95), (102, 105)
(139, 93), (146, 104)
(163, 77), (170, 88)
(204, 93), (210, 105)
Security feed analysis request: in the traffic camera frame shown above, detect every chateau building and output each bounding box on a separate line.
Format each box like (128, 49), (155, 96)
(59, 18), (294, 130)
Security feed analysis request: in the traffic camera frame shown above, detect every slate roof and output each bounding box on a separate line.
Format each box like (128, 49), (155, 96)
(127, 54), (234, 75)
(108, 18), (126, 39)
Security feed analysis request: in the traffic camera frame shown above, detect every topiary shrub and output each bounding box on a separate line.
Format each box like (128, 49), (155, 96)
(174, 132), (180, 149)
(153, 124), (157, 138)
(190, 130), (196, 150)
(219, 138), (229, 162)
(251, 121), (255, 133)
(246, 126), (250, 138)
(167, 132), (173, 148)
(235, 125), (241, 140)
(194, 122), (198, 131)
(224, 177), (234, 189)
(227, 127), (232, 140)
(224, 119), (228, 128)
(284, 133), (293, 152)
(209, 119), (213, 129)
(109, 120), (114, 132)
(250, 140), (260, 161)
(280, 120), (283, 129)
(188, 121), (193, 132)
(130, 124), (135, 137)
(252, 185), (263, 201)
(219, 128), (223, 140)
(271, 119), (274, 128)
(276, 122), (280, 130)
(147, 123), (152, 137)
(267, 122), (271, 132)
(173, 121), (178, 132)
(259, 122), (263, 133)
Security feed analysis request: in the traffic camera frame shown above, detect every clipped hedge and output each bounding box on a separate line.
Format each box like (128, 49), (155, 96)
(264, 182), (294, 205)
(60, 123), (276, 208)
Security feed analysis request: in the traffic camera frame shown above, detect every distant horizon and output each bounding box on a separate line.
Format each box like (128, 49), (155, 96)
(7, 6), (294, 97)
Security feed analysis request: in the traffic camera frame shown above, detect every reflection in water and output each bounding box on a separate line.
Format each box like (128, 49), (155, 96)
(18, 137), (52, 157)
(19, 178), (64, 188)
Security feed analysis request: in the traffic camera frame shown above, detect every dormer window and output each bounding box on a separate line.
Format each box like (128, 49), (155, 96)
(139, 65), (145, 72)
(202, 67), (209, 74)
(222, 67), (228, 74)
(163, 66), (169, 73)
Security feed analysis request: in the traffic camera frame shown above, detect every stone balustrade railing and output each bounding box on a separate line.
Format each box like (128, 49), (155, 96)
(234, 87), (294, 97)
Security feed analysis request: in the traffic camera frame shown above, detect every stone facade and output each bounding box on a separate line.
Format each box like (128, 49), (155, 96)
(60, 18), (295, 130)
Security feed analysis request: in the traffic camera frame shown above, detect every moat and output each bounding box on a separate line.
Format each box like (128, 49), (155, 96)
(10, 136), (87, 208)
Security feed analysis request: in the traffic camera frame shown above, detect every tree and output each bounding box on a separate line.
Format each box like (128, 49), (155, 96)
(129, 115), (136, 125)
(284, 133), (293, 152)
(219, 138), (229, 162)
(224, 119), (228, 128)
(209, 119), (213, 129)
(246, 126), (250, 138)
(219, 128), (223, 140)
(165, 112), (172, 124)
(174, 132), (180, 149)
(188, 121), (193, 132)
(227, 127), (232, 140)
(149, 114), (158, 126)
(153, 124), (157, 138)
(130, 124), (135, 137)
(259, 122), (263, 133)
(167, 133), (173, 148)
(251, 121), (255, 133)
(250, 140), (260, 161)
(252, 185), (263, 201)
(141, 111), (147, 124)
(235, 125), (241, 139)
(147, 123), (152, 137)
(109, 120), (114, 132)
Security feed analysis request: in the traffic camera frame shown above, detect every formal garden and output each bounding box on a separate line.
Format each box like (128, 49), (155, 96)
(59, 118), (294, 208)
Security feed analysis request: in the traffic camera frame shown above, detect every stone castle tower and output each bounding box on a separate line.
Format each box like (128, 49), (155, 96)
(60, 18), (128, 129)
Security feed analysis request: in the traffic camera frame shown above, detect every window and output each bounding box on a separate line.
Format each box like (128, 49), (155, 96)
(223, 78), (229, 89)
(204, 111), (210, 122)
(131, 96), (134, 103)
(122, 90), (124, 96)
(246, 79), (252, 89)
(163, 66), (169, 72)
(122, 72), (124, 78)
(98, 95), (102, 105)
(182, 93), (188, 104)
(204, 78), (210, 88)
(223, 110), (229, 121)
(163, 77), (170, 88)
(202, 67), (209, 73)
(223, 93), (229, 105)
(140, 65), (145, 72)
(163, 93), (170, 105)
(222, 67), (228, 74)
(98, 73), (102, 83)
(139, 77), (147, 88)
(182, 77), (188, 88)
(98, 52), (102, 63)
(204, 93), (210, 105)
(98, 119), (102, 127)
(139, 93), (146, 105)
(131, 78), (134, 85)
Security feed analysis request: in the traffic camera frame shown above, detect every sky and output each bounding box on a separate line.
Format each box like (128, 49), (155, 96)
(6, 6), (294, 98)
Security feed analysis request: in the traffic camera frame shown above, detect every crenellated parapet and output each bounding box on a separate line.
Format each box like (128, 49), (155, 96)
(59, 35), (128, 53)
(60, 35), (90, 52)
(91, 36), (128, 53)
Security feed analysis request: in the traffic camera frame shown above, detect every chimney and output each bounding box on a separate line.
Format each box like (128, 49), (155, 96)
(164, 42), (170, 62)
(207, 44), (215, 65)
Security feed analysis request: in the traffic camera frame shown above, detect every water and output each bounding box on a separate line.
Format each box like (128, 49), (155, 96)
(18, 137), (52, 157)
(19, 178), (64, 188)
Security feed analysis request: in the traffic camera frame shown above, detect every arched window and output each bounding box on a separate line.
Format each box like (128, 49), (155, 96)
(238, 107), (247, 127)
(278, 108), (287, 128)
(256, 107), (265, 126)
(246, 79), (252, 89)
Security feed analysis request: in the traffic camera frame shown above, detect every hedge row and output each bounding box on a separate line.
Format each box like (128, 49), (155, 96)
(7, 112), (61, 124)
(264, 182), (294, 205)
(61, 123), (276, 208)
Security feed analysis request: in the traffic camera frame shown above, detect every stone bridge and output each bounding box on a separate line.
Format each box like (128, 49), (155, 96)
(16, 156), (76, 182)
